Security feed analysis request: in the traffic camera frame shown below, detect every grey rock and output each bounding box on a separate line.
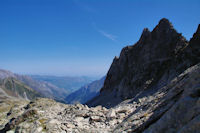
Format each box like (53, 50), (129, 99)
(88, 18), (190, 108)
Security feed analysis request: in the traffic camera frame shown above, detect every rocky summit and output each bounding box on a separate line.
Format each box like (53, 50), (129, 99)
(0, 18), (199, 133)
(87, 18), (199, 108)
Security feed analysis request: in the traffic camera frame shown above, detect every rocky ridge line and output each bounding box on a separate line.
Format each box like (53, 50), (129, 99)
(87, 18), (199, 108)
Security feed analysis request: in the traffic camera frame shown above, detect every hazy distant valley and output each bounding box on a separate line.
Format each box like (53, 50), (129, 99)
(30, 75), (97, 93)
(0, 69), (103, 104)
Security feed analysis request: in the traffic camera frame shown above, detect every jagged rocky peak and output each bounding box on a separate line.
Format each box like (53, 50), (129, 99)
(139, 18), (174, 43)
(139, 28), (151, 42)
(88, 18), (193, 108)
(196, 24), (200, 33)
(114, 56), (119, 60)
(142, 28), (150, 34)
(184, 24), (200, 63)
(137, 18), (187, 56)
(190, 24), (200, 42)
(157, 18), (174, 30)
(152, 18), (175, 36)
(136, 18), (188, 60)
(151, 18), (187, 45)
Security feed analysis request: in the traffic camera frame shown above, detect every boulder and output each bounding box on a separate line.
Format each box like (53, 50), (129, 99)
(90, 116), (102, 122)
(106, 109), (116, 119)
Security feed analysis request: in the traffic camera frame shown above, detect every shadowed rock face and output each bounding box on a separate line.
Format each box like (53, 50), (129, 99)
(87, 18), (199, 108)
(184, 24), (200, 63)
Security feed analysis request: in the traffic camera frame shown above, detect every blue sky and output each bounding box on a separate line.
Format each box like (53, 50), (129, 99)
(0, 0), (199, 77)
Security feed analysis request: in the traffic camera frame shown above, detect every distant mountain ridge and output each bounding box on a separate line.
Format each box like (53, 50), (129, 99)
(0, 69), (17, 79)
(0, 77), (42, 100)
(65, 76), (105, 104)
(16, 75), (70, 101)
(30, 75), (96, 93)
(0, 69), (99, 103)
(0, 69), (68, 101)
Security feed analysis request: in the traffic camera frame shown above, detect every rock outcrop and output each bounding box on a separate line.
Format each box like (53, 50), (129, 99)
(115, 63), (200, 132)
(87, 18), (199, 108)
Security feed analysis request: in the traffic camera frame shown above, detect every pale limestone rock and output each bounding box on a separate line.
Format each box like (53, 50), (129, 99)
(90, 116), (102, 122)
(75, 117), (84, 122)
(66, 123), (75, 128)
(106, 109), (116, 119)
(37, 126), (43, 132)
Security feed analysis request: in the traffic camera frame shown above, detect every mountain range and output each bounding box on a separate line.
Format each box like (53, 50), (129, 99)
(0, 69), (103, 103)
(0, 69), (67, 101)
(0, 77), (41, 100)
(30, 75), (96, 94)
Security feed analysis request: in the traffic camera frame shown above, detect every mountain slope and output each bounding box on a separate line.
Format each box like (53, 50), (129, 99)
(65, 76), (105, 104)
(0, 69), (68, 102)
(0, 77), (41, 100)
(16, 75), (68, 101)
(0, 69), (16, 79)
(87, 18), (200, 108)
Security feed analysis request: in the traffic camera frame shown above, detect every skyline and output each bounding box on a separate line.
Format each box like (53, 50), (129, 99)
(0, 0), (200, 77)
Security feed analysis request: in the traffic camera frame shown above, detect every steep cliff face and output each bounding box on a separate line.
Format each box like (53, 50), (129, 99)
(88, 18), (199, 108)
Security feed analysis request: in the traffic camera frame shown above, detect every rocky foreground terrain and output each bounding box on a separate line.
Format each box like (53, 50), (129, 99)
(0, 18), (199, 133)
(0, 63), (200, 133)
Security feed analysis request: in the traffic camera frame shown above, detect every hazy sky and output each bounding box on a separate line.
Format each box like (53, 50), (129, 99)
(0, 0), (199, 77)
